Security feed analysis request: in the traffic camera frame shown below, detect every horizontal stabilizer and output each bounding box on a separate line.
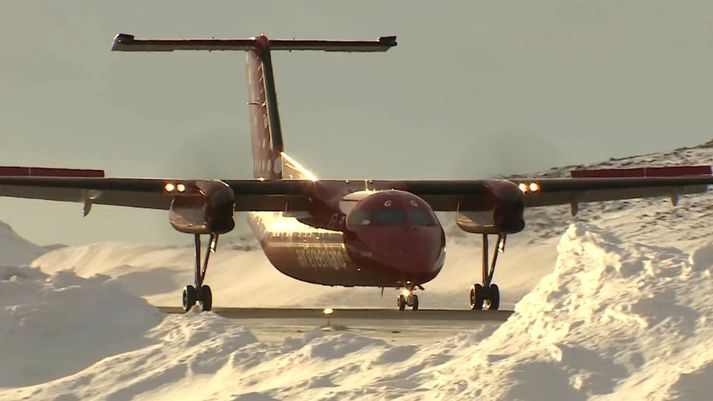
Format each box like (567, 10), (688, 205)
(112, 34), (397, 53)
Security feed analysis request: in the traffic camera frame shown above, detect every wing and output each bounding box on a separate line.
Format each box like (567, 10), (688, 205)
(368, 165), (713, 212)
(0, 166), (710, 214)
(0, 169), (311, 212)
(513, 165), (713, 210)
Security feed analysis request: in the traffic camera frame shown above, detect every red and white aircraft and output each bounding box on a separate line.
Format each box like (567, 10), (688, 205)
(1, 33), (712, 312)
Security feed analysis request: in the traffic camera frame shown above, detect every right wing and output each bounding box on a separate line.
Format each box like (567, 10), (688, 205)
(0, 173), (312, 212)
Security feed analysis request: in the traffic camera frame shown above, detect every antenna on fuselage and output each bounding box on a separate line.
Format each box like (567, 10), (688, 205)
(111, 33), (397, 180)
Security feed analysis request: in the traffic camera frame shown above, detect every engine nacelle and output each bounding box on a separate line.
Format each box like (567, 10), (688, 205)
(455, 180), (525, 234)
(168, 180), (236, 235)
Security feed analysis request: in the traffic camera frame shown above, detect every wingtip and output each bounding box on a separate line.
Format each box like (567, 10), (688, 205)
(112, 33), (134, 51)
(378, 36), (397, 47)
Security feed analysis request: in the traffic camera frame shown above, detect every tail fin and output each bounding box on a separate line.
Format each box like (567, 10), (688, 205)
(112, 33), (397, 179)
(245, 35), (284, 179)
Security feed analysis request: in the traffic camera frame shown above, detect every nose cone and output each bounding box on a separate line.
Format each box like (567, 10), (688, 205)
(367, 226), (445, 284)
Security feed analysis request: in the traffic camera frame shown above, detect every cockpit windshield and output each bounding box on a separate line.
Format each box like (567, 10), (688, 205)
(373, 208), (407, 225)
(408, 208), (437, 226)
(350, 206), (438, 227)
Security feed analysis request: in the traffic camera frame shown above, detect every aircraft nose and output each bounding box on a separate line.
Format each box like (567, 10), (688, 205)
(377, 226), (445, 282)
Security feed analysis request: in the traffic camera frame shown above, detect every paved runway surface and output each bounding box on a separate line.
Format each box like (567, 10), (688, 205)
(159, 307), (514, 345)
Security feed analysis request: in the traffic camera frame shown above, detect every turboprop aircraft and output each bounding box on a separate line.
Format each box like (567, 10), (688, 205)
(1, 33), (712, 312)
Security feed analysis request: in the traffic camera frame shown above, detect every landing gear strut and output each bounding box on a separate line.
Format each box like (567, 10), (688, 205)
(397, 285), (419, 311)
(470, 233), (505, 311)
(182, 233), (219, 312)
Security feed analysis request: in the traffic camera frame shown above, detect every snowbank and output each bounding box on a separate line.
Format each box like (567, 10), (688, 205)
(4, 223), (711, 400)
(0, 265), (163, 388)
(0, 222), (53, 265)
(413, 223), (713, 400)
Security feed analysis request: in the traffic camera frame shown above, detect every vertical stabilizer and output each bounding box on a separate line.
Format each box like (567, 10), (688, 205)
(246, 35), (284, 179)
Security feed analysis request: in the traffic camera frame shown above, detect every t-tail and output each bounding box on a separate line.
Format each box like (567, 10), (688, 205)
(112, 33), (397, 180)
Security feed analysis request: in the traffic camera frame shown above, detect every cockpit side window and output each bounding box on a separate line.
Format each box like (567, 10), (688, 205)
(347, 210), (371, 226)
(408, 208), (437, 226)
(374, 208), (407, 225)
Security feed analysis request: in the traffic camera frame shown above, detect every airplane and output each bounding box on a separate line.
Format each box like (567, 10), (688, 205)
(1, 32), (712, 313)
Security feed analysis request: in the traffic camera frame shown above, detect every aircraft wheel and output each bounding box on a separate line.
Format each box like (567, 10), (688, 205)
(397, 295), (407, 311)
(470, 284), (485, 310)
(411, 294), (419, 311)
(182, 285), (197, 312)
(486, 284), (500, 311)
(199, 285), (213, 312)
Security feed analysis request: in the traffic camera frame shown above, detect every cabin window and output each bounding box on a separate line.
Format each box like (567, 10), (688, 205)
(373, 208), (407, 225)
(408, 209), (437, 226)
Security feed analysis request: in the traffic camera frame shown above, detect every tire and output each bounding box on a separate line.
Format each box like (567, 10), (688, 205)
(411, 295), (419, 311)
(200, 285), (213, 312)
(397, 295), (406, 311)
(470, 284), (485, 310)
(182, 285), (197, 312)
(486, 284), (500, 311)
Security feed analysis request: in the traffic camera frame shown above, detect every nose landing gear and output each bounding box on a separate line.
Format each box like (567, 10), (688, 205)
(182, 233), (219, 312)
(470, 233), (505, 311)
(396, 286), (419, 311)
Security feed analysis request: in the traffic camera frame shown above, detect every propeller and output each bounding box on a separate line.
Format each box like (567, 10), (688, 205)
(157, 128), (255, 245)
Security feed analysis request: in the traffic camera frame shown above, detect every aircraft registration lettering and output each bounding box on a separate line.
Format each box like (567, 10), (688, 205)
(296, 246), (347, 270)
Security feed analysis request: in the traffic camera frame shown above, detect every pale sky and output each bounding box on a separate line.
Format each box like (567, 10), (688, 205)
(2, 0), (713, 245)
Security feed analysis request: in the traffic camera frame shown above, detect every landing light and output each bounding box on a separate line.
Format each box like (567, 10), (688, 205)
(400, 288), (412, 297)
(176, 183), (186, 192)
(518, 182), (541, 193)
(323, 307), (334, 327)
(164, 183), (176, 192)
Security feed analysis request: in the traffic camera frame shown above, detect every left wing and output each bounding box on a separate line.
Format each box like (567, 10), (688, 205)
(367, 167), (713, 212)
(510, 165), (713, 211)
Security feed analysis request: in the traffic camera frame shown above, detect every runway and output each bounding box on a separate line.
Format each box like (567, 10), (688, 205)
(159, 307), (514, 345)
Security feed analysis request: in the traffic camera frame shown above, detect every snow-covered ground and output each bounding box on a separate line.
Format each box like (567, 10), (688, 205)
(0, 222), (61, 266)
(2, 141), (713, 399)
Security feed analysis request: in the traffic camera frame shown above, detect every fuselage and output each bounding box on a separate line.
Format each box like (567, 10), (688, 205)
(247, 188), (446, 288)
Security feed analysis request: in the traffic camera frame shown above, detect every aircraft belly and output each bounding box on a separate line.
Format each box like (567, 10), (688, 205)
(247, 212), (390, 286)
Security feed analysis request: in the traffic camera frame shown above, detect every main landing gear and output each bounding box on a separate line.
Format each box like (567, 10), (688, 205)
(396, 284), (420, 311)
(182, 233), (219, 312)
(470, 233), (505, 311)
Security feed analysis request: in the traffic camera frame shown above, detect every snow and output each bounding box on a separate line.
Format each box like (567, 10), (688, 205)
(0, 266), (163, 388)
(2, 141), (713, 399)
(0, 221), (57, 266)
